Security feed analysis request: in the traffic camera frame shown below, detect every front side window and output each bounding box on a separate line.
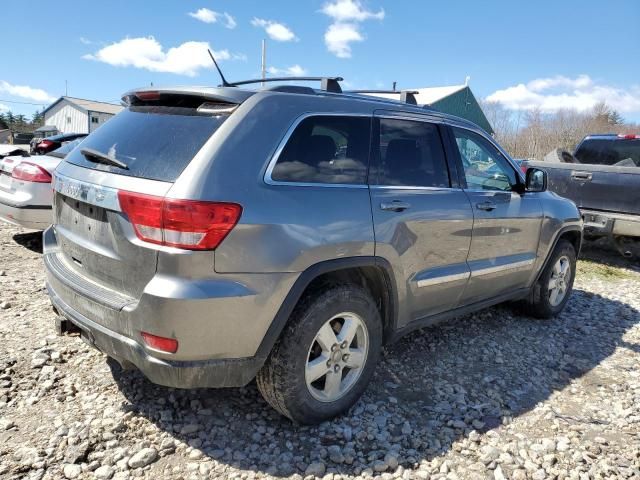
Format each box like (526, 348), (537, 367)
(374, 118), (450, 188)
(271, 116), (370, 184)
(452, 127), (516, 191)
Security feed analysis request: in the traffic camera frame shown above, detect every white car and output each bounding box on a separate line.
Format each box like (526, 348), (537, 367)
(0, 139), (83, 229)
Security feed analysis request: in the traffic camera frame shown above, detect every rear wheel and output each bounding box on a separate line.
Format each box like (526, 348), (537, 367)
(256, 284), (382, 424)
(526, 240), (576, 318)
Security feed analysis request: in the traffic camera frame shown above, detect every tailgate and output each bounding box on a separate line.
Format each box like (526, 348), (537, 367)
(52, 172), (166, 302)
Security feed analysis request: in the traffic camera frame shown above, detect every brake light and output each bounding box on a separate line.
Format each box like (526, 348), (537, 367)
(618, 134), (640, 139)
(37, 140), (53, 149)
(520, 165), (528, 174)
(141, 331), (178, 353)
(117, 190), (242, 250)
(136, 91), (160, 101)
(12, 162), (52, 183)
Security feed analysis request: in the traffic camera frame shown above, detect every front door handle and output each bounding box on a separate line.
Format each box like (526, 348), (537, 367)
(571, 171), (592, 182)
(380, 201), (411, 212)
(476, 201), (496, 211)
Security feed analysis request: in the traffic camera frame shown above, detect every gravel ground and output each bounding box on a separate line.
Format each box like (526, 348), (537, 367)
(0, 222), (639, 480)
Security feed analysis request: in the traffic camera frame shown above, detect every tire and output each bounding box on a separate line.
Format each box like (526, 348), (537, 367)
(256, 284), (382, 424)
(526, 240), (577, 319)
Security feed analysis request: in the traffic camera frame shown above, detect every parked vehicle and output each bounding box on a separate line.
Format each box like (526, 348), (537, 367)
(525, 134), (639, 256)
(0, 139), (83, 229)
(0, 145), (29, 159)
(44, 80), (582, 423)
(34, 133), (87, 155)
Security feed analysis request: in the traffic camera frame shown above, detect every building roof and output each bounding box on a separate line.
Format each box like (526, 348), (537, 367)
(363, 84), (493, 134)
(43, 96), (123, 116)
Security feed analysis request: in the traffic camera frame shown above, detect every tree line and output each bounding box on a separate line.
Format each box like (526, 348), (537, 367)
(0, 110), (44, 133)
(481, 101), (640, 160)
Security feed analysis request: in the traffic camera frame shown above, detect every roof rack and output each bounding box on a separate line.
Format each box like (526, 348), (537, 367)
(226, 77), (343, 93)
(347, 90), (419, 105)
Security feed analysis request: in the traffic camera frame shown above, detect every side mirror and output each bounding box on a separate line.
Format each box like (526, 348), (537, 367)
(525, 167), (547, 192)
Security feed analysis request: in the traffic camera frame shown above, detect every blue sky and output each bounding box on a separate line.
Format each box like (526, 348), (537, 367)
(1, 0), (639, 120)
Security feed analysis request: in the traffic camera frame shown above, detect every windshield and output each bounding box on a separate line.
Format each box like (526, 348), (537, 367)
(575, 138), (640, 167)
(64, 106), (228, 182)
(49, 138), (84, 159)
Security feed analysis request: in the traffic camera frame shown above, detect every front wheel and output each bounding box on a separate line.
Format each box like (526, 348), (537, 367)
(526, 239), (577, 318)
(256, 284), (382, 424)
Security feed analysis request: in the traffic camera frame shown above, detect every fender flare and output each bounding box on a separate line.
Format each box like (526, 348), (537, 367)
(253, 256), (399, 363)
(534, 225), (583, 284)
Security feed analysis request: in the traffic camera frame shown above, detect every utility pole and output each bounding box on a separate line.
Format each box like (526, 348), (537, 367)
(261, 39), (266, 87)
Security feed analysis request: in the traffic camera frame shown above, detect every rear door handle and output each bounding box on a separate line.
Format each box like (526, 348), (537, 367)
(571, 171), (592, 182)
(380, 201), (411, 212)
(476, 201), (496, 211)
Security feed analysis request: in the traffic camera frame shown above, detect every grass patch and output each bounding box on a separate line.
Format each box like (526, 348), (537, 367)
(576, 259), (637, 281)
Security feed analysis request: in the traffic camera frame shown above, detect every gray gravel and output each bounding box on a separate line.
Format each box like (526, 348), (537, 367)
(0, 223), (639, 480)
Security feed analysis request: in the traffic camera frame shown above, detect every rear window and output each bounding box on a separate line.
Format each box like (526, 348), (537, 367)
(50, 138), (84, 158)
(64, 106), (226, 182)
(575, 138), (640, 167)
(271, 115), (371, 185)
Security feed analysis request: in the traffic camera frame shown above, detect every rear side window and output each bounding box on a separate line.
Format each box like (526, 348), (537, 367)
(271, 116), (371, 184)
(575, 138), (640, 167)
(64, 106), (226, 182)
(374, 118), (450, 188)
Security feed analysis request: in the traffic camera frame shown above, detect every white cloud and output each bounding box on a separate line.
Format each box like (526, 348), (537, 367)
(321, 0), (384, 22)
(320, 0), (383, 58)
(79, 36), (93, 45)
(486, 75), (640, 114)
(251, 18), (298, 42)
(267, 65), (308, 76)
(0, 103), (9, 112)
(188, 8), (236, 29)
(0, 81), (56, 103)
(223, 13), (237, 29)
(189, 8), (219, 23)
(324, 23), (363, 58)
(83, 36), (243, 77)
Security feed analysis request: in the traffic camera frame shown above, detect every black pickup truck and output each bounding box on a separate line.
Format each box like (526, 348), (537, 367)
(525, 134), (640, 256)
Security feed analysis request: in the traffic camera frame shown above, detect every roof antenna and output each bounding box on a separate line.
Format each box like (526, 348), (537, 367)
(207, 49), (231, 87)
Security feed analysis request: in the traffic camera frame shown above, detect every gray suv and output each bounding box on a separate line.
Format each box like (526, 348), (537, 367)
(44, 79), (582, 424)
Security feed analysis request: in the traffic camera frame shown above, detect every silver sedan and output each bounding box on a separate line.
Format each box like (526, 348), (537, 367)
(0, 139), (83, 229)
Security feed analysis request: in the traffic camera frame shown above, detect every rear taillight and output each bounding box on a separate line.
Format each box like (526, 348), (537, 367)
(520, 165), (528, 174)
(117, 190), (242, 250)
(37, 140), (53, 149)
(618, 134), (640, 139)
(141, 331), (178, 353)
(12, 162), (52, 183)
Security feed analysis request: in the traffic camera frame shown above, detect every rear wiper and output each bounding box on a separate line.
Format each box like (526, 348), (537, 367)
(81, 148), (128, 170)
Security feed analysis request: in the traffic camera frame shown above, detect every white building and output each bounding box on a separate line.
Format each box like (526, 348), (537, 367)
(42, 96), (123, 134)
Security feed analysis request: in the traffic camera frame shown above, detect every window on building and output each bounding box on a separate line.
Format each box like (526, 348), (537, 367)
(91, 116), (99, 124)
(66, 116), (71, 124)
(374, 118), (450, 188)
(271, 115), (371, 184)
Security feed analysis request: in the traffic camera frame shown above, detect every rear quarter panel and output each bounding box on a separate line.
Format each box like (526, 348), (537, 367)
(169, 93), (377, 274)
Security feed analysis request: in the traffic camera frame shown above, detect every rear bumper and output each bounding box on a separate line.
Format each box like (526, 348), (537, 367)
(42, 225), (298, 388)
(0, 201), (51, 230)
(48, 283), (262, 388)
(0, 183), (52, 229)
(581, 209), (640, 238)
